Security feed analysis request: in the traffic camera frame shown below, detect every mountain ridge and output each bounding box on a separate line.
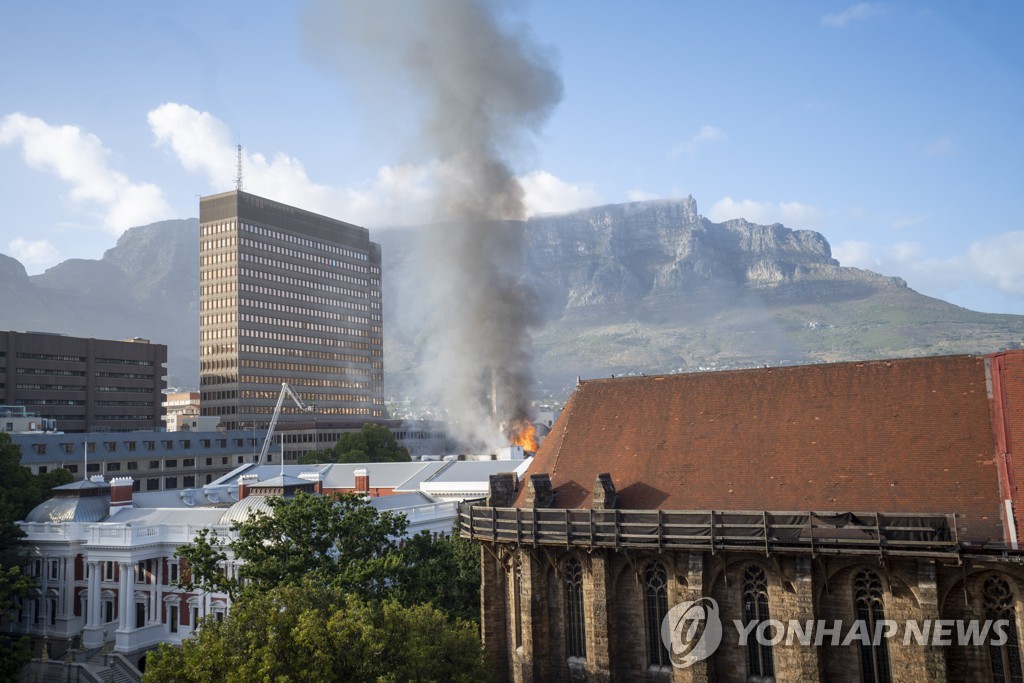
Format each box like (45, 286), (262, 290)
(0, 200), (1019, 399)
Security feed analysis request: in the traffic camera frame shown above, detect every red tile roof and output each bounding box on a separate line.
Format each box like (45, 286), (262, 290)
(516, 353), (1018, 543)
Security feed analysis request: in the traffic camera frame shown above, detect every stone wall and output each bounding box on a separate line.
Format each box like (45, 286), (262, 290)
(482, 545), (1024, 683)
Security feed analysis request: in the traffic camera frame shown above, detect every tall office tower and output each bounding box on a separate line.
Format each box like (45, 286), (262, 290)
(199, 191), (383, 431)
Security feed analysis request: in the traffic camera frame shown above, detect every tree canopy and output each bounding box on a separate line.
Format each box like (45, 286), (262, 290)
(176, 492), (408, 600)
(0, 433), (74, 681)
(298, 423), (410, 464)
(160, 492), (487, 681)
(144, 582), (491, 683)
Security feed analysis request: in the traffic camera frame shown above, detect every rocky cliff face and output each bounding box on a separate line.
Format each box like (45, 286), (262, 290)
(0, 201), (1018, 396)
(523, 197), (904, 315)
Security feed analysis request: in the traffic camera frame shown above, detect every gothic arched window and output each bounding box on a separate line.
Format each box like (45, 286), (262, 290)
(644, 563), (670, 667)
(511, 555), (523, 649)
(854, 569), (891, 683)
(984, 575), (1023, 682)
(743, 564), (775, 680)
(564, 557), (586, 659)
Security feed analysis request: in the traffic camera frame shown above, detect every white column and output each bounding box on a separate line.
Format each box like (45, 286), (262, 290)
(124, 561), (135, 629)
(118, 562), (129, 630)
(153, 559), (163, 624)
(63, 557), (75, 617)
(87, 561), (100, 627)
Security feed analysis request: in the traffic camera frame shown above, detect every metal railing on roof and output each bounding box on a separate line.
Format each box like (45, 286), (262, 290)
(457, 503), (977, 558)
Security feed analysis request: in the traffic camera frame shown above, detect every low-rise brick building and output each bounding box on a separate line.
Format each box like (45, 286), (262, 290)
(461, 351), (1024, 682)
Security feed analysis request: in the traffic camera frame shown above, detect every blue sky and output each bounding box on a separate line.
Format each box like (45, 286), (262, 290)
(1, 1), (1022, 314)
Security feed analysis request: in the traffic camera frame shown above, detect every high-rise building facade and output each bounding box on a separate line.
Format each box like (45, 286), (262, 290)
(0, 331), (167, 432)
(199, 191), (383, 431)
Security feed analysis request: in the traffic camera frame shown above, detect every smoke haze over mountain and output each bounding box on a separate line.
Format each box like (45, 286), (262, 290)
(302, 0), (562, 450)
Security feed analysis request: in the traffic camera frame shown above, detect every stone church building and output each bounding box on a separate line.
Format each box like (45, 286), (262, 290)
(460, 351), (1024, 682)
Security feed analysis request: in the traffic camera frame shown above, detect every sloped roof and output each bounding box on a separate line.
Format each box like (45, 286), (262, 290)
(424, 460), (523, 484)
(25, 495), (110, 523)
(515, 354), (1009, 543)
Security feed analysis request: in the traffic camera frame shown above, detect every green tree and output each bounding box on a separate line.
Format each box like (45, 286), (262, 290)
(0, 433), (74, 681)
(144, 581), (491, 683)
(298, 423), (410, 464)
(175, 492), (408, 600)
(395, 531), (481, 623)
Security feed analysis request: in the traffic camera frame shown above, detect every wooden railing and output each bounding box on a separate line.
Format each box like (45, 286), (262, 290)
(458, 503), (968, 557)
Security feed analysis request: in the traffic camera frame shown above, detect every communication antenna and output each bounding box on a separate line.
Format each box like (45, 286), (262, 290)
(235, 144), (244, 191)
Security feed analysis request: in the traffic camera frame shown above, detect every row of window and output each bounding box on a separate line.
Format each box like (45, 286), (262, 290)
(198, 295), (237, 312)
(240, 359), (374, 378)
(16, 383), (154, 392)
(201, 281), (237, 296)
(239, 268), (369, 300)
(240, 405), (378, 416)
(95, 358), (155, 367)
(547, 560), (1024, 683)
(240, 329), (376, 351)
(16, 368), (85, 377)
(240, 221), (370, 264)
(48, 439), (254, 455)
(200, 265), (236, 281)
(239, 297), (371, 325)
(16, 353), (85, 362)
(200, 220), (236, 236)
(240, 313), (371, 338)
(238, 376), (371, 390)
(95, 386), (155, 393)
(240, 248), (370, 285)
(240, 283), (371, 312)
(240, 389), (374, 403)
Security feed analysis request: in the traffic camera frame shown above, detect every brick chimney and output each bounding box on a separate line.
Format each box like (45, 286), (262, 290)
(238, 473), (259, 500)
(353, 468), (369, 495)
(109, 477), (134, 517)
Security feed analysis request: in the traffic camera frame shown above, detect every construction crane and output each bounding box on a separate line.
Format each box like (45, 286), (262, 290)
(256, 382), (316, 466)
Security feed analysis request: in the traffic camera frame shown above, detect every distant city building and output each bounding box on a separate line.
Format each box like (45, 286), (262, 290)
(0, 331), (167, 432)
(10, 429), (263, 490)
(162, 391), (201, 431)
(0, 405), (57, 434)
(198, 190), (383, 432)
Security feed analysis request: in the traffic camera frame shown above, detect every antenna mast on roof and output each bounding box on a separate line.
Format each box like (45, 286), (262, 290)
(235, 144), (244, 191)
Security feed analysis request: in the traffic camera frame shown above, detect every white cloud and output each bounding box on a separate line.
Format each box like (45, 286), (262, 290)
(832, 232), (1024, 309)
(518, 171), (602, 217)
(7, 237), (60, 269)
(964, 231), (1024, 295)
(831, 240), (874, 268)
(707, 196), (825, 230)
(626, 189), (660, 202)
(0, 113), (173, 234)
(149, 103), (601, 225)
(148, 102), (436, 226)
(670, 125), (727, 158)
(822, 3), (883, 28)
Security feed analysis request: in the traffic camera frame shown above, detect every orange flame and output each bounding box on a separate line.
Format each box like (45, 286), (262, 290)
(508, 420), (539, 452)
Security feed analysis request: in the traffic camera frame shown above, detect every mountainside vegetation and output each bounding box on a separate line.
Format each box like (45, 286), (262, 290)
(0, 200), (1020, 400)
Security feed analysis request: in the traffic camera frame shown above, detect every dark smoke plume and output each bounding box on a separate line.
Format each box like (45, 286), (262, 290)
(302, 1), (562, 450)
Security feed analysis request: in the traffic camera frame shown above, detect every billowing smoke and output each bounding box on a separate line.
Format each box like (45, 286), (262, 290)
(302, 1), (562, 450)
